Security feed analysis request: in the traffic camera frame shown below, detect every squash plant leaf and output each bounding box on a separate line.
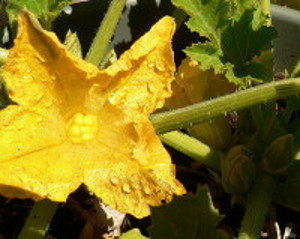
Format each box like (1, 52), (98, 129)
(149, 185), (229, 239)
(171, 0), (278, 87)
(171, 0), (230, 45)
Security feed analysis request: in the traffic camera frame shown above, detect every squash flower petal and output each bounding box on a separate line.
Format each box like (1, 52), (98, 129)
(0, 11), (186, 218)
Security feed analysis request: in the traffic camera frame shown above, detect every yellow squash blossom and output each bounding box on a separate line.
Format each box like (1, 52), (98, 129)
(0, 11), (185, 218)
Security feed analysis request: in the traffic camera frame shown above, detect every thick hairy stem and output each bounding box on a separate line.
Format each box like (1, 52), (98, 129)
(238, 173), (277, 239)
(151, 78), (300, 134)
(85, 0), (127, 66)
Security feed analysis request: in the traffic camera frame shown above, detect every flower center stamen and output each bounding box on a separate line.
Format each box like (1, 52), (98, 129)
(67, 113), (98, 143)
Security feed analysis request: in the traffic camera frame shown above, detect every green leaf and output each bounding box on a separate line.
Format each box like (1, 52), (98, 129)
(273, 160), (300, 212)
(292, 59), (300, 77)
(148, 185), (228, 239)
(231, 0), (259, 19)
(171, 0), (277, 86)
(221, 10), (277, 66)
(0, 79), (14, 109)
(171, 0), (230, 45)
(184, 42), (226, 72)
(7, 0), (72, 33)
(64, 30), (82, 59)
(119, 229), (149, 239)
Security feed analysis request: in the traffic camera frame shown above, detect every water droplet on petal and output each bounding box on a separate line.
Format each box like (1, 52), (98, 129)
(122, 183), (131, 193)
(110, 176), (119, 186)
(143, 185), (152, 195)
(15, 145), (22, 156)
(22, 76), (32, 83)
(155, 62), (165, 71)
(148, 62), (155, 68)
(63, 5), (73, 15)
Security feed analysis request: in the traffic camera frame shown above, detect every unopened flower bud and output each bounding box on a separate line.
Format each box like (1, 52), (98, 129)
(188, 116), (232, 150)
(222, 145), (256, 195)
(262, 134), (293, 175)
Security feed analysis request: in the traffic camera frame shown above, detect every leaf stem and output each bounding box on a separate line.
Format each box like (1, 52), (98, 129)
(249, 105), (265, 134)
(260, 0), (271, 25)
(18, 200), (59, 239)
(85, 0), (127, 66)
(238, 173), (277, 239)
(171, 8), (187, 30)
(159, 131), (222, 171)
(150, 78), (300, 134)
(260, 0), (271, 17)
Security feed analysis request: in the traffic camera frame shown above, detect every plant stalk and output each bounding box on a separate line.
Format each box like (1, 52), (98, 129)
(159, 131), (222, 171)
(260, 0), (271, 18)
(85, 0), (127, 66)
(18, 200), (59, 239)
(150, 78), (300, 134)
(238, 173), (277, 239)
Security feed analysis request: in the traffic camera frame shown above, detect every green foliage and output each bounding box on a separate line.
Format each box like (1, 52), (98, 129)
(171, 0), (277, 87)
(274, 160), (300, 212)
(0, 79), (14, 109)
(172, 0), (230, 45)
(64, 30), (82, 59)
(292, 60), (300, 77)
(119, 229), (149, 239)
(149, 186), (229, 239)
(6, 0), (72, 32)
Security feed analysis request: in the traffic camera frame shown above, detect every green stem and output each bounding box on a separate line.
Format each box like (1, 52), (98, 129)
(85, 0), (127, 66)
(159, 131), (222, 171)
(260, 0), (271, 25)
(0, 48), (9, 65)
(150, 78), (300, 134)
(238, 173), (277, 239)
(249, 105), (265, 134)
(18, 200), (59, 239)
(172, 8), (187, 30)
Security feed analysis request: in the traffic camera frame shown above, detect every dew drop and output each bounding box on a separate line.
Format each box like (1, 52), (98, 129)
(22, 76), (32, 83)
(110, 176), (119, 186)
(122, 183), (131, 193)
(15, 145), (22, 156)
(130, 179), (140, 189)
(155, 62), (165, 71)
(143, 186), (151, 195)
(63, 5), (72, 15)
(148, 62), (155, 68)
